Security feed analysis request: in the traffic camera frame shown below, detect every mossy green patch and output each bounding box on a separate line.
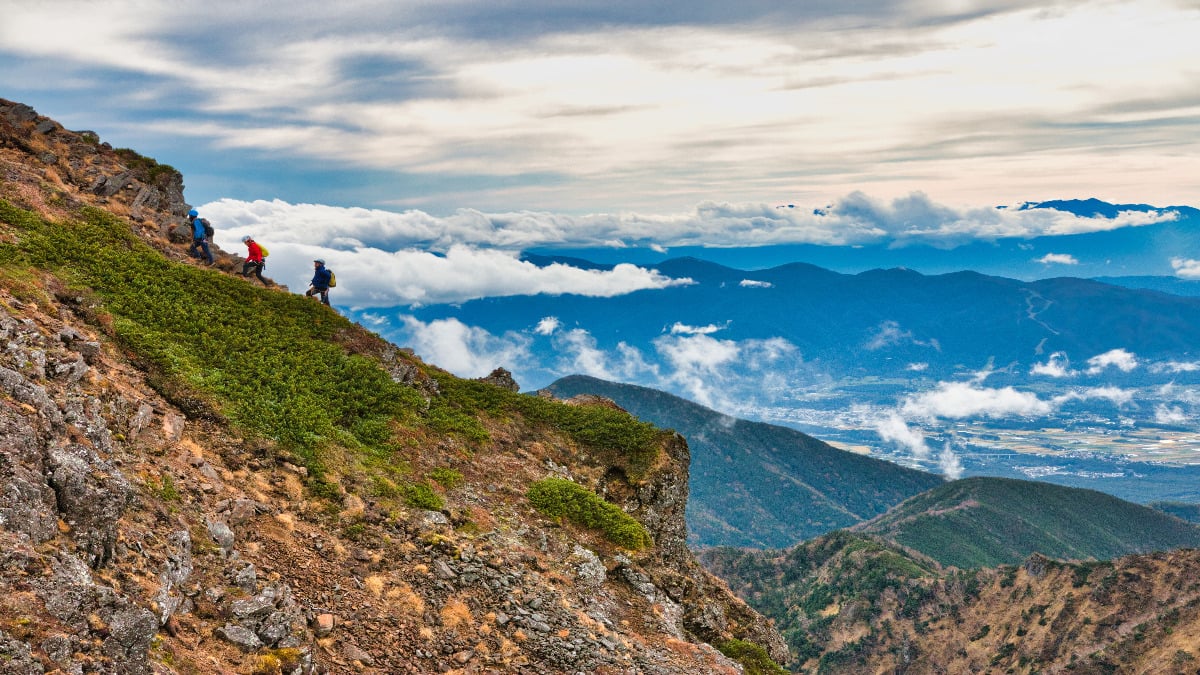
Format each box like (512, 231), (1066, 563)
(527, 477), (651, 550)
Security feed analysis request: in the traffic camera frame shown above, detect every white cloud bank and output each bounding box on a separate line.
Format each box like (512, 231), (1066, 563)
(203, 195), (1180, 254)
(190, 195), (1188, 307)
(214, 240), (692, 307)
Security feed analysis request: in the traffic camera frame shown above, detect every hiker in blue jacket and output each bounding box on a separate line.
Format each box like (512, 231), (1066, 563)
(186, 209), (214, 264)
(306, 258), (332, 305)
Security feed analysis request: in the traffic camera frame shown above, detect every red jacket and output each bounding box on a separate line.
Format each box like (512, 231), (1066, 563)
(245, 240), (264, 263)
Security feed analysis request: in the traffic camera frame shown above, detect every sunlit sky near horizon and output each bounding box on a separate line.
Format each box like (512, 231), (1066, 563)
(2, 0), (1198, 217)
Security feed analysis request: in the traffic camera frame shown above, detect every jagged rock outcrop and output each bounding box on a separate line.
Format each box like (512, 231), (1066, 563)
(0, 99), (187, 233)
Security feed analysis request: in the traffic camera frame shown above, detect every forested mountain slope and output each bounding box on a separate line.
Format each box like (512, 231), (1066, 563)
(545, 375), (942, 548)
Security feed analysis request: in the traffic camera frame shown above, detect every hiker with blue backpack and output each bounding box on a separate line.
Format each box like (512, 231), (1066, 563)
(186, 209), (214, 265)
(306, 258), (334, 305)
(240, 235), (269, 284)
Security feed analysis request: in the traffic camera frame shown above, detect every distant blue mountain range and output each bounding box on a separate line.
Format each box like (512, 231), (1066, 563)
(525, 198), (1200, 281)
(390, 254), (1200, 389)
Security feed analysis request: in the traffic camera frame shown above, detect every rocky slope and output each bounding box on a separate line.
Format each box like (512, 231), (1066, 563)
(0, 99), (787, 674)
(703, 532), (1200, 673)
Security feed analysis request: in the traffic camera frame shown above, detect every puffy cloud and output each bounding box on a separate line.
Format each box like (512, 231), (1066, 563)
(647, 333), (802, 410)
(534, 316), (561, 335)
(1152, 360), (1200, 373)
(907, 362), (929, 371)
(1155, 404), (1189, 425)
(938, 443), (964, 480)
(668, 322), (727, 335)
(396, 316), (531, 379)
(1171, 257), (1200, 279)
(553, 329), (621, 381)
(1086, 348), (1138, 374)
(1030, 351), (1074, 377)
(900, 381), (1054, 420)
(739, 279), (773, 288)
(874, 412), (931, 459)
(1036, 253), (1079, 265)
(651, 334), (741, 407)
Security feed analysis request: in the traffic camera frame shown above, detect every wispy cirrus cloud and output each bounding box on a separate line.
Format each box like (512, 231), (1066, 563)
(864, 319), (940, 352)
(7, 1), (1199, 212)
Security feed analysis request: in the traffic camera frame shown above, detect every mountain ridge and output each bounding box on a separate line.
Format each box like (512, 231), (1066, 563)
(543, 375), (944, 548)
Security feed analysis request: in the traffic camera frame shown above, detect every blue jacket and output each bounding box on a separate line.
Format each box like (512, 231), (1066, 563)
(311, 264), (332, 289)
(191, 217), (207, 239)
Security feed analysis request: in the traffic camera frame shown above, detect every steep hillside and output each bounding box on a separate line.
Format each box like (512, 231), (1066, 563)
(544, 375), (943, 548)
(854, 476), (1200, 568)
(704, 538), (1200, 674)
(0, 99), (788, 673)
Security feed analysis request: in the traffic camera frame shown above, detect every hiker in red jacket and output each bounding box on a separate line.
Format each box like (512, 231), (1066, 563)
(240, 235), (267, 284)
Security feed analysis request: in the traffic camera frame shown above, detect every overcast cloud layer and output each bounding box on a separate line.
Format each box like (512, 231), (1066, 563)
(2, 0), (1198, 215)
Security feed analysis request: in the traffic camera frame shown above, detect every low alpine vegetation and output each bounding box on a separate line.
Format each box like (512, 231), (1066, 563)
(527, 477), (652, 550)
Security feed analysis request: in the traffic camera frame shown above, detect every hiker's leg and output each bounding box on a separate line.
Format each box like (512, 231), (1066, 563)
(321, 289), (330, 306)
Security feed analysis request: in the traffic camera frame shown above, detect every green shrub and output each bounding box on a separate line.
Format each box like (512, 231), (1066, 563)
(717, 639), (787, 675)
(435, 374), (665, 479)
(403, 481), (444, 511)
(154, 474), (181, 502)
(429, 467), (464, 490)
(527, 477), (651, 550)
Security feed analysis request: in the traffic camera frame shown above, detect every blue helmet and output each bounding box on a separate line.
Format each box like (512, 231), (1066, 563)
(187, 209), (199, 217)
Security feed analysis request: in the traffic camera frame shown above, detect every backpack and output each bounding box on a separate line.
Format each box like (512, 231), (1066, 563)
(328, 271), (337, 287)
(259, 244), (269, 257)
(200, 218), (214, 238)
